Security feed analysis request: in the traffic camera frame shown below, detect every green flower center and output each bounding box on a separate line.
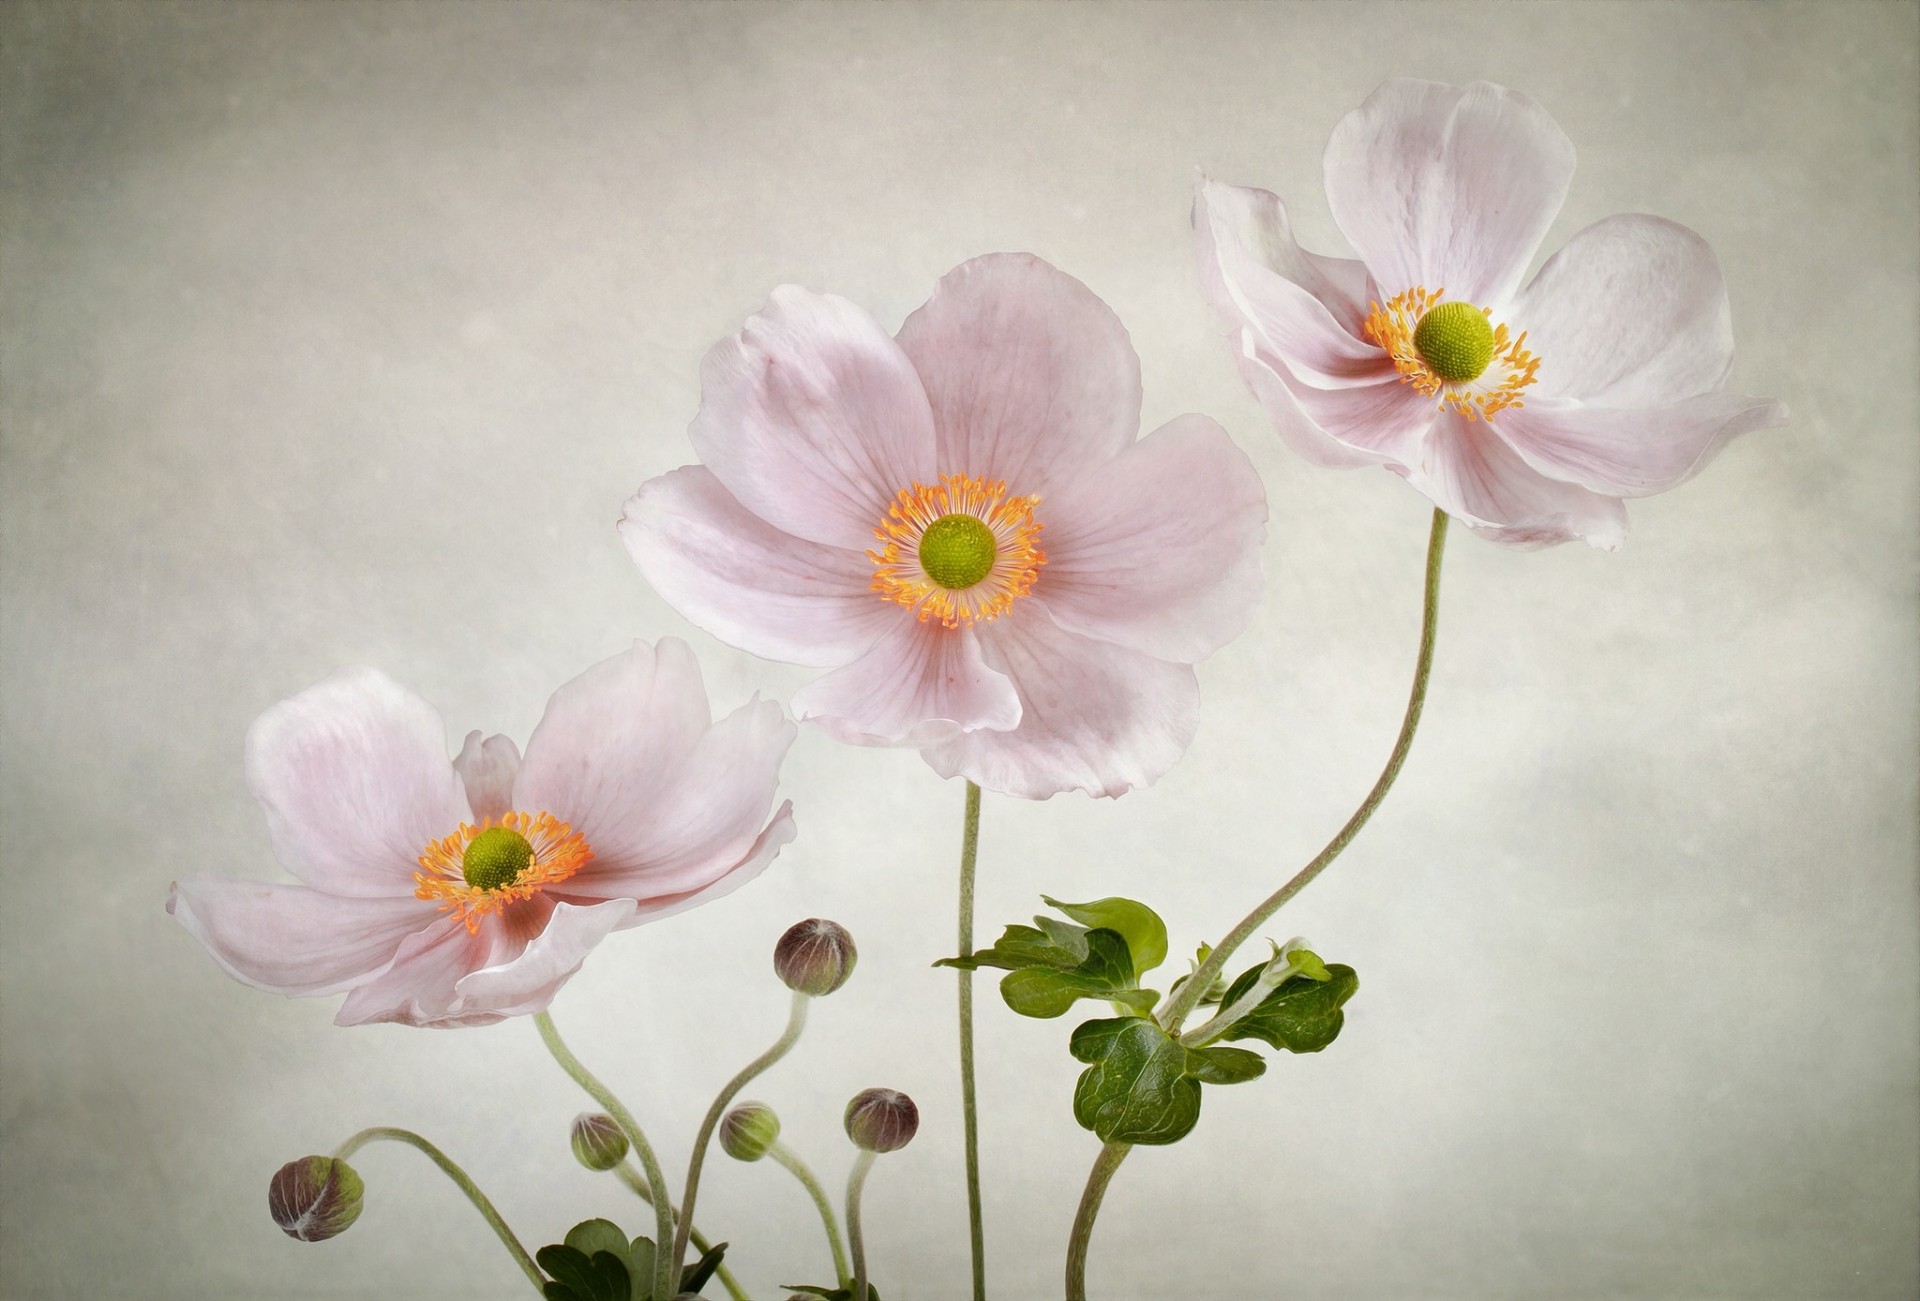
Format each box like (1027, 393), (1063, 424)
(1412, 301), (1495, 383)
(918, 514), (997, 590)
(462, 826), (534, 891)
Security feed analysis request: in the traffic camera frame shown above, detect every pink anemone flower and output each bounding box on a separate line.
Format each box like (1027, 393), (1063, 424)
(167, 640), (796, 1028)
(620, 253), (1267, 800)
(1195, 78), (1787, 549)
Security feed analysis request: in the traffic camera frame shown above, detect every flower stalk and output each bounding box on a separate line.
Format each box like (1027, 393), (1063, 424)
(955, 779), (987, 1301)
(846, 1150), (878, 1301)
(768, 1139), (853, 1289)
(672, 988), (812, 1273)
(611, 1162), (748, 1301)
(533, 1010), (678, 1301)
(1066, 507), (1450, 1298)
(329, 1127), (544, 1296)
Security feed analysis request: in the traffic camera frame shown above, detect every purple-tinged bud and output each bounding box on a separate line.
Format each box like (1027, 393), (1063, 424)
(774, 919), (857, 997)
(718, 1101), (782, 1162)
(268, 1156), (364, 1242)
(570, 1113), (629, 1172)
(843, 1088), (918, 1153)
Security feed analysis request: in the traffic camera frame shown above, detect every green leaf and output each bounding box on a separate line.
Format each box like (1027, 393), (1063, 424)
(999, 929), (1155, 1019)
(679, 1241), (728, 1295)
(1041, 896), (1169, 974)
(564, 1219), (632, 1267)
(1069, 1017), (1202, 1145)
(934, 921), (1085, 972)
(537, 1244), (632, 1301)
(780, 1286), (882, 1300)
(1217, 962), (1359, 1054)
(1185, 1044), (1266, 1084)
(626, 1237), (656, 1301)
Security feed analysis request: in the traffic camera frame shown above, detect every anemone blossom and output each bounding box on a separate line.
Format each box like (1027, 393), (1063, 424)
(1196, 78), (1787, 549)
(621, 253), (1267, 800)
(168, 640), (795, 1027)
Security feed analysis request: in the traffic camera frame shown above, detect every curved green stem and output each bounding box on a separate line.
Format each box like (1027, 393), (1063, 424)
(769, 1139), (852, 1289)
(331, 1126), (544, 1295)
(534, 1010), (677, 1301)
(673, 990), (811, 1272)
(1063, 1141), (1131, 1301)
(846, 1150), (878, 1301)
(955, 779), (987, 1301)
(612, 1163), (747, 1301)
(1066, 510), (1450, 1297)
(1160, 507), (1450, 1034)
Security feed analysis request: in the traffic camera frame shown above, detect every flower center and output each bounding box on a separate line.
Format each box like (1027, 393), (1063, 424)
(461, 826), (533, 890)
(1411, 300), (1495, 382)
(415, 811), (592, 932)
(869, 473), (1045, 629)
(917, 513), (998, 590)
(1363, 286), (1539, 421)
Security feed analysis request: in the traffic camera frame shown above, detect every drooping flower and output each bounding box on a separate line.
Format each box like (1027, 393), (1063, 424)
(1195, 79), (1787, 549)
(620, 253), (1267, 799)
(167, 640), (795, 1028)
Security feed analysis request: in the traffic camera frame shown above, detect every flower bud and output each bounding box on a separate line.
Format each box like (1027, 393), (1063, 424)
(268, 1155), (364, 1242)
(718, 1101), (782, 1162)
(570, 1113), (630, 1172)
(843, 1088), (918, 1153)
(773, 918), (857, 997)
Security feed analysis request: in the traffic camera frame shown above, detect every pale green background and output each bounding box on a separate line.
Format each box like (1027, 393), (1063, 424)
(3, 3), (1915, 1298)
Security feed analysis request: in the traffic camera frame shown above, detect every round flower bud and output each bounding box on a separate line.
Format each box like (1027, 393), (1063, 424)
(268, 1155), (364, 1242)
(570, 1113), (630, 1172)
(718, 1101), (782, 1162)
(843, 1088), (918, 1153)
(773, 919), (857, 997)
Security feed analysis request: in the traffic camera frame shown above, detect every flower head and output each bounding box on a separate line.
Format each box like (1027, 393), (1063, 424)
(167, 640), (796, 1028)
(1195, 79), (1787, 549)
(621, 254), (1267, 799)
(269, 1156), (364, 1242)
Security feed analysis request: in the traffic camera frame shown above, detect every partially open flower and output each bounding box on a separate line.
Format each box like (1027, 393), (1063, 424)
(570, 1113), (630, 1172)
(168, 640), (796, 1027)
(774, 918), (857, 997)
(622, 253), (1267, 799)
(269, 1156), (364, 1242)
(843, 1088), (918, 1154)
(719, 1101), (782, 1162)
(1195, 79), (1787, 549)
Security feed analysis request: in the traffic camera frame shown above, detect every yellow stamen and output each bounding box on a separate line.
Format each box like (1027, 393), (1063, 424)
(414, 811), (592, 933)
(1362, 286), (1540, 421)
(868, 473), (1045, 628)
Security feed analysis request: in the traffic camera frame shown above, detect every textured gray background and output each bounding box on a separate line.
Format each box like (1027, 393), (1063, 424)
(3, 3), (1915, 1298)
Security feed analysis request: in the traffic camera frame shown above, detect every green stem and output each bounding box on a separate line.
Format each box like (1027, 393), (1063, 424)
(1066, 510), (1450, 1297)
(1063, 1141), (1131, 1301)
(1159, 507), (1450, 1035)
(955, 779), (986, 1301)
(534, 1010), (677, 1301)
(331, 1126), (544, 1295)
(846, 1150), (878, 1301)
(769, 1139), (852, 1289)
(612, 1163), (747, 1301)
(673, 990), (811, 1272)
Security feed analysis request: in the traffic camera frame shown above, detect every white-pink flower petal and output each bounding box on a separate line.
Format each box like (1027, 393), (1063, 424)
(1194, 177), (1384, 384)
(512, 639), (712, 849)
(332, 914), (499, 1028)
(559, 697), (795, 892)
(1498, 391), (1787, 499)
(690, 286), (938, 551)
(895, 253), (1139, 496)
(1512, 213), (1735, 407)
(925, 603), (1200, 799)
(453, 731), (521, 824)
(245, 668), (471, 899)
(619, 466), (895, 668)
(791, 615), (1021, 747)
(449, 899), (641, 1020)
(1408, 416), (1627, 550)
(1039, 414), (1267, 663)
(1324, 79), (1575, 306)
(166, 880), (437, 996)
